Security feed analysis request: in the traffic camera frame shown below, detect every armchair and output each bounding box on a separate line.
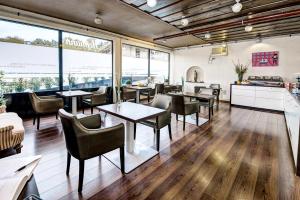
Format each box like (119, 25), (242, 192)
(58, 109), (125, 192)
(171, 95), (200, 130)
(138, 94), (172, 151)
(118, 86), (137, 102)
(82, 90), (107, 114)
(29, 92), (64, 129)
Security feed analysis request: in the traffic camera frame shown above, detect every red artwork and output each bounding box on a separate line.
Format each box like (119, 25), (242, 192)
(252, 51), (279, 67)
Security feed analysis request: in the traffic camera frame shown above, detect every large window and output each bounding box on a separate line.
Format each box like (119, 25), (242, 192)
(0, 20), (59, 93)
(62, 32), (112, 90)
(0, 20), (113, 93)
(150, 50), (169, 83)
(122, 44), (170, 85)
(122, 44), (149, 85)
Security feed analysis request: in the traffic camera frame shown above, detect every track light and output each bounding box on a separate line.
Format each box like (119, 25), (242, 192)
(232, 0), (242, 13)
(147, 0), (157, 7)
(204, 32), (211, 39)
(245, 25), (253, 32)
(181, 16), (189, 26)
(94, 14), (103, 25)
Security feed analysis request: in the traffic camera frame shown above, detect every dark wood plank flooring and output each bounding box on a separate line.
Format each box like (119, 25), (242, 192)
(3, 103), (300, 200)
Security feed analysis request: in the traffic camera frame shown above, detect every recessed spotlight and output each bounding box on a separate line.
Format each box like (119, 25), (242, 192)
(181, 16), (189, 26)
(232, 0), (242, 13)
(245, 25), (253, 32)
(204, 32), (211, 39)
(147, 0), (157, 8)
(162, 39), (167, 43)
(94, 14), (103, 25)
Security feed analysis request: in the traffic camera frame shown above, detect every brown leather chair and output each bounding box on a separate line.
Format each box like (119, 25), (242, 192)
(170, 95), (200, 130)
(195, 88), (215, 120)
(119, 86), (136, 102)
(82, 90), (107, 114)
(58, 109), (125, 192)
(137, 94), (172, 151)
(29, 92), (64, 129)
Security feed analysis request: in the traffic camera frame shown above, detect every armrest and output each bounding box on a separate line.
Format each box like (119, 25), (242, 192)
(39, 95), (58, 99)
(184, 101), (200, 115)
(75, 122), (125, 158)
(77, 114), (101, 129)
(35, 98), (64, 113)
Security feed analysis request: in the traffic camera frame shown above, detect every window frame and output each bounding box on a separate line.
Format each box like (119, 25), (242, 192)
(121, 43), (170, 84)
(0, 18), (114, 94)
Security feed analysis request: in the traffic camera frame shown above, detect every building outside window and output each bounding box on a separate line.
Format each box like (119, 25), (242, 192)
(150, 50), (169, 83)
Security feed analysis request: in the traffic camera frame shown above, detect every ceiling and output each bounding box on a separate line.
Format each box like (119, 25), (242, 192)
(0, 0), (300, 48)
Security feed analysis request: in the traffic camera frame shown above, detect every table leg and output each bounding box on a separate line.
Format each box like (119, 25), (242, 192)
(125, 120), (135, 153)
(72, 96), (77, 115)
(136, 90), (140, 103)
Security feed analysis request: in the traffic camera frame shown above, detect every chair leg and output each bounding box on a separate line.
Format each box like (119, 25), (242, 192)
(176, 114), (178, 121)
(134, 123), (136, 140)
(33, 115), (36, 125)
(156, 129), (160, 151)
(14, 144), (22, 153)
(168, 124), (172, 140)
(37, 115), (40, 130)
(209, 107), (211, 120)
(66, 152), (71, 176)
(196, 112), (199, 126)
(120, 147), (125, 173)
(82, 106), (85, 114)
(183, 115), (186, 130)
(78, 160), (85, 193)
(211, 107), (214, 115)
(91, 106), (93, 114)
(56, 113), (58, 119)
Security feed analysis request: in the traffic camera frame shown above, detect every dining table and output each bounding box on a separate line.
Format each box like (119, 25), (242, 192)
(56, 90), (92, 115)
(126, 86), (152, 103)
(168, 91), (216, 125)
(97, 102), (166, 173)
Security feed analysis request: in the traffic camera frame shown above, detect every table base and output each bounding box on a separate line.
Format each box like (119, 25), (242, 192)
(103, 142), (158, 173)
(178, 114), (209, 126)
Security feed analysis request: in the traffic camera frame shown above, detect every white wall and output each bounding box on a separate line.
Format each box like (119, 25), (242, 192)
(172, 36), (300, 100)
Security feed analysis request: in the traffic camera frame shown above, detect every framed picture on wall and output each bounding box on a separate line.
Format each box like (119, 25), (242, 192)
(252, 51), (279, 67)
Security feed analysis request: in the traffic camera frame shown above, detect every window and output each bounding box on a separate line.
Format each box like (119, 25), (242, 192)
(122, 44), (149, 84)
(150, 50), (169, 83)
(0, 20), (59, 93)
(62, 32), (113, 89)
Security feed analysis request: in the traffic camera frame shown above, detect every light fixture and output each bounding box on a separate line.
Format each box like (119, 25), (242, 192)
(181, 16), (189, 26)
(94, 14), (103, 25)
(245, 25), (253, 32)
(147, 0), (157, 8)
(162, 39), (167, 43)
(232, 0), (242, 13)
(204, 32), (211, 39)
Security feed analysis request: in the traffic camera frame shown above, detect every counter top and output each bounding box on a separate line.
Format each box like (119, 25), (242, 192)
(289, 90), (300, 105)
(231, 83), (284, 88)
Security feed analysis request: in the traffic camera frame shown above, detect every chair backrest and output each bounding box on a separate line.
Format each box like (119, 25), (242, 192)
(200, 88), (214, 95)
(171, 95), (185, 115)
(151, 94), (172, 111)
(58, 109), (80, 158)
(28, 92), (39, 112)
(210, 84), (221, 89)
(194, 86), (206, 93)
(155, 84), (164, 94)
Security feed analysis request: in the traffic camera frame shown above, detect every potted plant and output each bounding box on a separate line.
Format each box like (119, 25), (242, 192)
(0, 71), (6, 113)
(233, 60), (248, 83)
(125, 79), (132, 86)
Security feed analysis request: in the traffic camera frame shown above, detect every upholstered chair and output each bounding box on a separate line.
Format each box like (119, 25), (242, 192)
(171, 95), (200, 130)
(82, 88), (107, 114)
(120, 86), (137, 102)
(29, 92), (64, 129)
(196, 88), (215, 120)
(137, 94), (172, 151)
(155, 84), (165, 94)
(58, 109), (125, 192)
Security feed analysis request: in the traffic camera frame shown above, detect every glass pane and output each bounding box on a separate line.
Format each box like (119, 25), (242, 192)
(122, 44), (149, 85)
(150, 50), (169, 83)
(62, 32), (112, 90)
(0, 20), (59, 93)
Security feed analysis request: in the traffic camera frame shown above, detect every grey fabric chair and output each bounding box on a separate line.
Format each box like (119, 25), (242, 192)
(29, 92), (64, 129)
(118, 86), (137, 102)
(170, 95), (200, 130)
(195, 88), (215, 120)
(136, 94), (172, 151)
(58, 109), (125, 192)
(209, 84), (221, 107)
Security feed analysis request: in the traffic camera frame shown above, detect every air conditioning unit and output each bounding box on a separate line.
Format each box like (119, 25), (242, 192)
(211, 46), (228, 56)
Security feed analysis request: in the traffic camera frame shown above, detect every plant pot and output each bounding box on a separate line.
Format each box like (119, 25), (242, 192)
(0, 105), (6, 114)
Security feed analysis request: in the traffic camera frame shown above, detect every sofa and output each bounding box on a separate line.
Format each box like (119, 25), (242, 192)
(0, 112), (25, 153)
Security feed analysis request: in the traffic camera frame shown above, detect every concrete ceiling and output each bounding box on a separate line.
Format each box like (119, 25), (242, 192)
(0, 0), (192, 48)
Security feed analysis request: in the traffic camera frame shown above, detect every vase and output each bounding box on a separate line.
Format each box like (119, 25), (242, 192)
(238, 74), (244, 82)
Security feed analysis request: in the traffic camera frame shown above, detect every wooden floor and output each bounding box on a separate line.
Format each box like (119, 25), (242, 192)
(4, 103), (300, 199)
